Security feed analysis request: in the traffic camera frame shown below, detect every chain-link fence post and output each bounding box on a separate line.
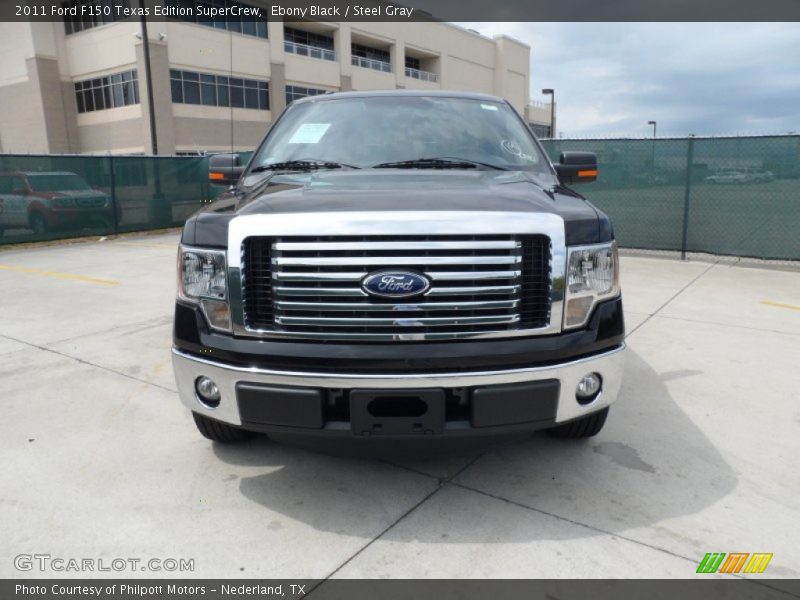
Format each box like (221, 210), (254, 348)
(108, 154), (119, 235)
(680, 135), (696, 260)
(147, 158), (171, 227)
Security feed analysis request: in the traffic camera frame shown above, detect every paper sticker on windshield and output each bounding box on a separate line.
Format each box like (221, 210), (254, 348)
(288, 123), (331, 144)
(481, 104), (499, 111)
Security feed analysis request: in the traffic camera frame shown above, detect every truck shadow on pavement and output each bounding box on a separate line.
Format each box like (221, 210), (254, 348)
(212, 349), (738, 543)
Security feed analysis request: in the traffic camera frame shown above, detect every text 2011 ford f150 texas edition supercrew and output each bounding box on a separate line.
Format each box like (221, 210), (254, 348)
(172, 90), (625, 446)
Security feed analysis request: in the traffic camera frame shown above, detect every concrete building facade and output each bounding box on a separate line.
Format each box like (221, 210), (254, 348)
(0, 6), (554, 155)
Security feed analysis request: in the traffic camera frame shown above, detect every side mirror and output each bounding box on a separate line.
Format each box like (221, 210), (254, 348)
(554, 151), (598, 184)
(209, 153), (245, 187)
(12, 188), (28, 196)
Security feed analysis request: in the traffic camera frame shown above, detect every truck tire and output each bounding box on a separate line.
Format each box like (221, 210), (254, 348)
(547, 407), (609, 439)
(30, 212), (47, 235)
(192, 412), (254, 443)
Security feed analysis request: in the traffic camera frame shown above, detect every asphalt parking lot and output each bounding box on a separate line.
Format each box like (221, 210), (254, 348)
(1, 232), (799, 580)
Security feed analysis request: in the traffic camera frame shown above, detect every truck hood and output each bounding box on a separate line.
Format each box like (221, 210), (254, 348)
(184, 169), (613, 247)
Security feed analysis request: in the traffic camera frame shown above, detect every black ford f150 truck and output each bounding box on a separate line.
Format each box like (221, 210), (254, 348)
(172, 90), (625, 447)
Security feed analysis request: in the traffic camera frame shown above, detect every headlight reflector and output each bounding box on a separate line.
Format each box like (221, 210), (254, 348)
(564, 242), (619, 329)
(180, 249), (227, 300)
(178, 246), (231, 332)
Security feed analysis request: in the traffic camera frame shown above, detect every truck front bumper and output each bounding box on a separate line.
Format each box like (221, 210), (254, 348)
(172, 343), (625, 438)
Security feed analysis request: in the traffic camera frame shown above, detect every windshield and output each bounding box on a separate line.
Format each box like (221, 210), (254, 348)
(249, 95), (555, 176)
(27, 174), (92, 192)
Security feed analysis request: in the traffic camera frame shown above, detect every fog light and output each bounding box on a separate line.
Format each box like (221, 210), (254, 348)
(576, 372), (602, 404)
(195, 376), (221, 407)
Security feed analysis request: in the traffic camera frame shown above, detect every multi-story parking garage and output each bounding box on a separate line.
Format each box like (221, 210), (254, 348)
(0, 2), (554, 155)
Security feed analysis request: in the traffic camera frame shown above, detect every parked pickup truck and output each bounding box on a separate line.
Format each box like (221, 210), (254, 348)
(172, 90), (625, 447)
(0, 171), (113, 237)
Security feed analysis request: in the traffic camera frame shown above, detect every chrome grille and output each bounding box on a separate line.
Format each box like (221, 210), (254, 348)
(241, 235), (551, 339)
(76, 196), (106, 208)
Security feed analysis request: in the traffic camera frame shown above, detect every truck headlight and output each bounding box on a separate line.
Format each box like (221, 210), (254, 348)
(177, 246), (231, 332)
(563, 242), (620, 329)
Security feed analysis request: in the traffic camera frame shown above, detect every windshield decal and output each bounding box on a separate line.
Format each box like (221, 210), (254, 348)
(501, 139), (522, 156)
(500, 139), (538, 163)
(288, 123), (331, 144)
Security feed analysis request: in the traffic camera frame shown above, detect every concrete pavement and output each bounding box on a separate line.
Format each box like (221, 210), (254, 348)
(0, 233), (798, 580)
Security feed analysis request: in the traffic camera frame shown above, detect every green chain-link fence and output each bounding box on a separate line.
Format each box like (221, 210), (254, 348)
(0, 154), (214, 243)
(1, 136), (799, 260)
(540, 135), (800, 260)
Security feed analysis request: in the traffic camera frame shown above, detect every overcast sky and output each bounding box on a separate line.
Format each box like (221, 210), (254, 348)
(459, 23), (800, 138)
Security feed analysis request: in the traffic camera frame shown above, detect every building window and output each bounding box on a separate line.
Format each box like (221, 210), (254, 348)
(62, 0), (132, 35)
(529, 123), (552, 138)
(74, 70), (139, 113)
(285, 85), (328, 105)
(169, 0), (268, 39)
(284, 27), (334, 50)
(284, 27), (336, 61)
(404, 56), (438, 82)
(405, 57), (421, 71)
(351, 43), (391, 72)
(170, 70), (269, 110)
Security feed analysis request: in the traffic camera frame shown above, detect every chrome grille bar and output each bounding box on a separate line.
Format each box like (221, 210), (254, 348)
(272, 285), (522, 297)
(272, 255), (523, 266)
(272, 270), (523, 282)
(275, 314), (521, 327)
(273, 240), (521, 251)
(274, 299), (520, 311)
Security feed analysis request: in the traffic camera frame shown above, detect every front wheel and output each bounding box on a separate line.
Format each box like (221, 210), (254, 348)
(192, 412), (254, 443)
(546, 407), (609, 439)
(29, 212), (47, 235)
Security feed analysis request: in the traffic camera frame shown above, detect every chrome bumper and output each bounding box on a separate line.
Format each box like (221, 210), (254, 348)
(172, 344), (626, 429)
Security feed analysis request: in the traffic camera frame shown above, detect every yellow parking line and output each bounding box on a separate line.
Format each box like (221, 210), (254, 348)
(761, 300), (800, 312)
(0, 264), (119, 286)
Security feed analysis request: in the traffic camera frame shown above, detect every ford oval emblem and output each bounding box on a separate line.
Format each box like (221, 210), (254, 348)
(362, 271), (431, 298)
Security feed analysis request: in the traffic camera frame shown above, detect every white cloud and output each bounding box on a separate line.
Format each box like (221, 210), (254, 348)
(458, 22), (800, 137)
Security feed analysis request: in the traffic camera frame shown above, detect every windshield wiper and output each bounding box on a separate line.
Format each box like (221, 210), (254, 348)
(551, 183), (584, 199)
(371, 157), (508, 170)
(250, 159), (359, 173)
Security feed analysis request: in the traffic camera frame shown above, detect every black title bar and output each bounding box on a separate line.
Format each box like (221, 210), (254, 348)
(5, 0), (800, 22)
(4, 579), (800, 600)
